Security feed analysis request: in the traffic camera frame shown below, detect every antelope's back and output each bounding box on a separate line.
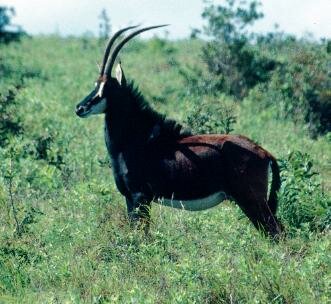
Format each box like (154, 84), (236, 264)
(177, 134), (272, 160)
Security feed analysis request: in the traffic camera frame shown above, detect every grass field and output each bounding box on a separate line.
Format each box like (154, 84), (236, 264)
(0, 35), (330, 303)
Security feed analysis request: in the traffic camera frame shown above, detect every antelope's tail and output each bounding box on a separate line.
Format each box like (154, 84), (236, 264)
(268, 156), (281, 215)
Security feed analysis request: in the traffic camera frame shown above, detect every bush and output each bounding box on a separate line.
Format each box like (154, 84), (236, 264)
(278, 151), (330, 234)
(185, 97), (236, 134)
(249, 46), (331, 137)
(33, 133), (65, 169)
(0, 139), (45, 236)
(202, 40), (277, 98)
(198, 0), (277, 98)
(0, 87), (23, 146)
(185, 1), (277, 99)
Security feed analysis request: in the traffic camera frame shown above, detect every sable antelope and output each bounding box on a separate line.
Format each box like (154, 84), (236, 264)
(75, 25), (283, 237)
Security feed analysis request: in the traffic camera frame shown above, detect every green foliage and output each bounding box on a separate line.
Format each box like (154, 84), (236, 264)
(0, 87), (23, 146)
(148, 37), (176, 56)
(196, 0), (277, 99)
(201, 0), (264, 43)
(0, 138), (50, 237)
(31, 133), (66, 169)
(278, 151), (330, 234)
(202, 40), (277, 98)
(0, 6), (14, 31)
(0, 6), (24, 43)
(186, 97), (236, 134)
(98, 8), (111, 40)
(249, 46), (331, 137)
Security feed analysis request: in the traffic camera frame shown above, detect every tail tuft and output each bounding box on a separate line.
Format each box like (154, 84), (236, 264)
(268, 157), (281, 214)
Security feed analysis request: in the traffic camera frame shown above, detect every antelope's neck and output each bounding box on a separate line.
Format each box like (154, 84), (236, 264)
(104, 109), (156, 158)
(104, 115), (113, 157)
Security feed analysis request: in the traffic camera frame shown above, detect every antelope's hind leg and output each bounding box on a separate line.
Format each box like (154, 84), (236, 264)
(231, 168), (282, 238)
(237, 196), (282, 238)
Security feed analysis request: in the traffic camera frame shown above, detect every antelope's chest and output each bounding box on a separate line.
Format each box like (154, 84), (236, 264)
(111, 151), (148, 193)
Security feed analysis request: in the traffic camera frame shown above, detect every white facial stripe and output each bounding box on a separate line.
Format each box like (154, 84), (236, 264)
(96, 82), (105, 97)
(89, 98), (107, 115)
(156, 191), (227, 211)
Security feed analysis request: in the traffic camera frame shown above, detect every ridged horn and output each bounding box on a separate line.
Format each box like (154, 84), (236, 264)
(104, 24), (169, 76)
(99, 25), (139, 76)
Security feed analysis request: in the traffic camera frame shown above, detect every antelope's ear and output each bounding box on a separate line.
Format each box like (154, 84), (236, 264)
(115, 62), (126, 86)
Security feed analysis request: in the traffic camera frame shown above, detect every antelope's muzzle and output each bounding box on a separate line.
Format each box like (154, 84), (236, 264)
(75, 105), (87, 117)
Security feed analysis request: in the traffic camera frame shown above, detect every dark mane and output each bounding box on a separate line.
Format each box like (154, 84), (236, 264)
(125, 81), (163, 120)
(124, 81), (192, 142)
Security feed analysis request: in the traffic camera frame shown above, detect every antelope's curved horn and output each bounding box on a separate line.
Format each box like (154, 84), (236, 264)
(99, 25), (139, 76)
(104, 24), (169, 76)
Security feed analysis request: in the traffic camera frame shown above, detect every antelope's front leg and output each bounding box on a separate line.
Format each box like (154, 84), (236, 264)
(126, 193), (151, 231)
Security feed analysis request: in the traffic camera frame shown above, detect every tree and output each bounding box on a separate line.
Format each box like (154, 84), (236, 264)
(198, 0), (276, 99)
(202, 0), (263, 43)
(99, 8), (111, 40)
(0, 6), (24, 43)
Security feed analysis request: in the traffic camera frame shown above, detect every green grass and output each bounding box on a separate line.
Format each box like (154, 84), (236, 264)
(0, 36), (330, 303)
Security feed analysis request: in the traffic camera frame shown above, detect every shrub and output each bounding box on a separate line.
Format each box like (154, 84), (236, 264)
(192, 0), (277, 99)
(202, 40), (277, 98)
(185, 98), (236, 134)
(249, 46), (331, 137)
(33, 133), (65, 169)
(178, 64), (219, 97)
(0, 87), (23, 146)
(278, 151), (330, 234)
(0, 139), (44, 236)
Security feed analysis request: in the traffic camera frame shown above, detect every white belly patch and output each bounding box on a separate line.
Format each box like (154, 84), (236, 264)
(155, 191), (228, 211)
